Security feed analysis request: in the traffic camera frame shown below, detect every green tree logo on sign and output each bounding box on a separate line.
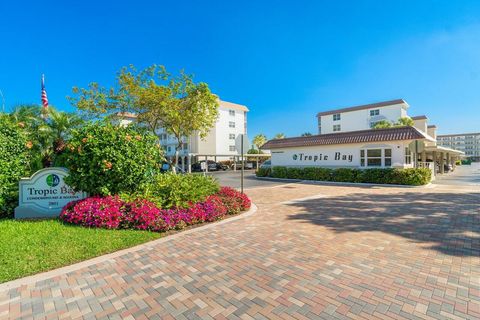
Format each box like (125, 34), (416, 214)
(46, 174), (60, 187)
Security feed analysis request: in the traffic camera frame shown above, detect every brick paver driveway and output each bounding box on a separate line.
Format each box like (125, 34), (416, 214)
(1, 183), (479, 319)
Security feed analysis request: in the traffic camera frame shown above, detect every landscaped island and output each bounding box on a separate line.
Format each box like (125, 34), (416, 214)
(256, 166), (431, 186)
(0, 96), (251, 283)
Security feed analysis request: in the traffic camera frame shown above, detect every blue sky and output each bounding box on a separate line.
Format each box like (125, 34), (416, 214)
(1, 1), (479, 138)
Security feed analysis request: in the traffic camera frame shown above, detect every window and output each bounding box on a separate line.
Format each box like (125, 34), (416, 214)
(229, 121), (235, 128)
(183, 144), (188, 150)
(167, 146), (171, 152)
(229, 110), (235, 116)
(384, 149), (392, 167)
(333, 113), (341, 121)
(229, 133), (236, 140)
(333, 124), (341, 132)
(229, 145), (236, 152)
(360, 148), (391, 167)
(370, 109), (380, 116)
(367, 149), (382, 167)
(405, 147), (412, 164)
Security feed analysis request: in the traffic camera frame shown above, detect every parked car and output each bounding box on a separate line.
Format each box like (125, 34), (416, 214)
(230, 161), (254, 170)
(259, 160), (271, 169)
(192, 160), (228, 172)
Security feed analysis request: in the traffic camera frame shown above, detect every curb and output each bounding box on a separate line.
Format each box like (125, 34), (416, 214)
(0, 203), (258, 291)
(255, 176), (432, 189)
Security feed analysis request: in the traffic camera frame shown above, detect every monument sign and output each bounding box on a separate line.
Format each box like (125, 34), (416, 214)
(14, 167), (87, 219)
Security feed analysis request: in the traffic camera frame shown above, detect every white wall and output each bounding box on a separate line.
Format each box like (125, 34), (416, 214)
(318, 103), (407, 134)
(270, 141), (412, 169)
(214, 106), (247, 155)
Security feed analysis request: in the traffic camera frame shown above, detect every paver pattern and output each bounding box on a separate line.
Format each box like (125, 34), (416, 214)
(0, 182), (479, 319)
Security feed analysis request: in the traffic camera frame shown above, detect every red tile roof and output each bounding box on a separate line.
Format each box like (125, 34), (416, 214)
(261, 126), (427, 149)
(316, 99), (407, 117)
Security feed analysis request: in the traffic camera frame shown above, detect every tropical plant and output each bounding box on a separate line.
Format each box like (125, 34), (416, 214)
(373, 117), (415, 129)
(252, 134), (267, 149)
(274, 133), (286, 139)
(372, 120), (393, 129)
(61, 121), (164, 196)
(69, 64), (219, 172)
(301, 132), (312, 136)
(0, 115), (29, 217)
(397, 117), (414, 126)
(8, 105), (83, 170)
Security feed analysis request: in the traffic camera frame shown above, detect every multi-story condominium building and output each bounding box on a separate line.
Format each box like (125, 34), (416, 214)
(262, 99), (463, 177)
(437, 133), (480, 161)
(118, 100), (249, 161)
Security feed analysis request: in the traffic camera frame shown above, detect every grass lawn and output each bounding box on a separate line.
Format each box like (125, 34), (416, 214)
(0, 219), (162, 283)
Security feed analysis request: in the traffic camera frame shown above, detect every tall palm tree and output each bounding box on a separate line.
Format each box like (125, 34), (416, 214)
(274, 133), (286, 139)
(252, 134), (267, 149)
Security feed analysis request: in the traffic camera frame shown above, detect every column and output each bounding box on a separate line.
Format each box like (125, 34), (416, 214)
(421, 150), (426, 163)
(205, 155), (208, 172)
(440, 152), (445, 174)
(432, 151), (437, 175)
(181, 156), (185, 172)
(446, 153), (450, 172)
(188, 155), (192, 173)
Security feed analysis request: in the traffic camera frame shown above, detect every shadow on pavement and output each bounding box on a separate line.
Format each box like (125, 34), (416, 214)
(286, 191), (480, 257)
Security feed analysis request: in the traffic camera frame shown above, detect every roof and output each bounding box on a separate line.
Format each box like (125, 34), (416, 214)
(411, 115), (428, 120)
(424, 145), (465, 155)
(115, 99), (248, 119)
(219, 100), (249, 112)
(261, 126), (429, 149)
(316, 99), (407, 117)
(116, 111), (137, 118)
(437, 132), (480, 137)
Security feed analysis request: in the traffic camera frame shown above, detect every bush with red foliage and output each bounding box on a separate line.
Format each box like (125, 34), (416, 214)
(60, 187), (251, 232)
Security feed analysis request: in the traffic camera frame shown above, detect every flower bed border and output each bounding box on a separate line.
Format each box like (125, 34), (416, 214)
(60, 187), (251, 232)
(0, 202), (257, 290)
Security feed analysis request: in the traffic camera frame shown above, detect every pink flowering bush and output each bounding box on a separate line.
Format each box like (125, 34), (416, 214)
(60, 187), (251, 232)
(60, 196), (125, 229)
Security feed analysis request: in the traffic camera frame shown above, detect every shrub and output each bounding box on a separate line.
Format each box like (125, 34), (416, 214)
(0, 115), (29, 217)
(60, 187), (250, 231)
(255, 167), (271, 177)
(332, 168), (361, 182)
(60, 196), (125, 229)
(123, 173), (220, 209)
(61, 121), (164, 196)
(257, 166), (431, 185)
(271, 166), (289, 178)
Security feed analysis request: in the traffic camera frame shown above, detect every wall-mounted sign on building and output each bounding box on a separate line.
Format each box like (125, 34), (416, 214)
(14, 167), (87, 219)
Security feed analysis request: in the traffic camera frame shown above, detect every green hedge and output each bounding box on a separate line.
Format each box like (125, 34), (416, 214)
(0, 116), (29, 217)
(256, 166), (431, 186)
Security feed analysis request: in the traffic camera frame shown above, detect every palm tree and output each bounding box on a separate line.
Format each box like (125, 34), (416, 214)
(9, 105), (84, 169)
(252, 134), (267, 149)
(47, 107), (84, 153)
(274, 133), (286, 139)
(301, 132), (312, 137)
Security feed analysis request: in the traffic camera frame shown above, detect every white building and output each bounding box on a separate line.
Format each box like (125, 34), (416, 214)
(437, 132), (480, 161)
(118, 100), (249, 162)
(262, 99), (463, 177)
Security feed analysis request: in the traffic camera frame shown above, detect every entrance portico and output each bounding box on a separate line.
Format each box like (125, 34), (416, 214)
(422, 146), (464, 176)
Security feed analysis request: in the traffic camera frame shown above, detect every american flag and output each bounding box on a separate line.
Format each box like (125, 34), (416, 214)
(41, 74), (48, 108)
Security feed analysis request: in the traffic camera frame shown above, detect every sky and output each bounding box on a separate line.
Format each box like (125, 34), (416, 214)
(1, 1), (479, 138)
